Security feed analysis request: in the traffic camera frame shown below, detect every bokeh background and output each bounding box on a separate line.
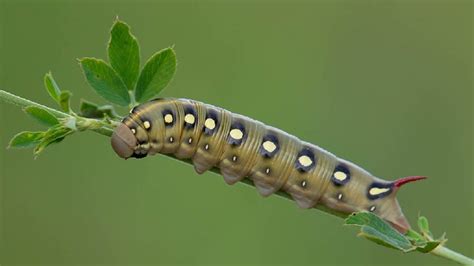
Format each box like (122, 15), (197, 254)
(0, 0), (472, 265)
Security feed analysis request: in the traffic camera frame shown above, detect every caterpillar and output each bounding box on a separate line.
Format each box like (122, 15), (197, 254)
(111, 98), (425, 233)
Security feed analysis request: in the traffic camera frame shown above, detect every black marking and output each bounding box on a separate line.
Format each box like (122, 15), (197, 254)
(131, 152), (147, 159)
(203, 110), (219, 135)
(367, 181), (393, 200)
(227, 122), (246, 146)
(150, 97), (164, 102)
(129, 106), (138, 114)
(184, 106), (196, 129)
(295, 147), (316, 172)
(138, 139), (147, 145)
(331, 164), (351, 186)
(259, 134), (279, 158)
(121, 116), (132, 123)
(162, 109), (175, 127)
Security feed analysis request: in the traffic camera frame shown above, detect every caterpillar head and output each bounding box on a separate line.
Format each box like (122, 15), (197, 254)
(111, 123), (137, 159)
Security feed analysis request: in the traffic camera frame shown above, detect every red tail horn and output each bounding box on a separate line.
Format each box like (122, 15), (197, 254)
(394, 176), (427, 188)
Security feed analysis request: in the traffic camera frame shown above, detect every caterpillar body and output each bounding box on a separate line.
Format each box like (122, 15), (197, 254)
(111, 98), (425, 233)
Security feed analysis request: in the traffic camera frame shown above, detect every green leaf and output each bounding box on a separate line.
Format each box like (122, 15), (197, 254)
(346, 212), (446, 254)
(405, 229), (425, 244)
(24, 106), (59, 126)
(345, 212), (415, 252)
(59, 90), (72, 113)
(108, 19), (140, 91)
(8, 131), (44, 148)
(79, 99), (119, 119)
(416, 240), (445, 253)
(34, 125), (73, 156)
(135, 47), (176, 102)
(44, 72), (61, 102)
(79, 58), (130, 106)
(418, 216), (433, 238)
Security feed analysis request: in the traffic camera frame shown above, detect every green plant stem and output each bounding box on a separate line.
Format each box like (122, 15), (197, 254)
(0, 90), (114, 136)
(0, 89), (472, 265)
(431, 246), (473, 265)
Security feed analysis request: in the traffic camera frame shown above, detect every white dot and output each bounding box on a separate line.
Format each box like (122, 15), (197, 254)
(205, 118), (216, 130)
(143, 121), (151, 129)
(131, 128), (136, 134)
(164, 114), (173, 124)
(301, 180), (307, 188)
(232, 155), (237, 162)
(337, 193), (343, 200)
(229, 129), (243, 140)
(369, 206), (376, 212)
(262, 141), (277, 153)
(188, 137), (193, 144)
(265, 168), (270, 174)
(204, 144), (209, 150)
(333, 171), (347, 181)
(184, 114), (195, 124)
(298, 155), (313, 167)
(169, 137), (174, 143)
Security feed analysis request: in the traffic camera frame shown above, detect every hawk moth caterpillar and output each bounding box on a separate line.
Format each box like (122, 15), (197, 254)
(111, 98), (425, 233)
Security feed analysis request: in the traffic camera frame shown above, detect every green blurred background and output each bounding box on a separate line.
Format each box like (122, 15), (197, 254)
(0, 0), (472, 265)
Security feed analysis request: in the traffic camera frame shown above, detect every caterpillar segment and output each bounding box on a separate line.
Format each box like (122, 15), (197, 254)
(111, 98), (426, 233)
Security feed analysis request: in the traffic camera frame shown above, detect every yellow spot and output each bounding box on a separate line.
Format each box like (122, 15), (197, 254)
(184, 114), (195, 124)
(164, 114), (173, 124)
(369, 187), (390, 195)
(143, 121), (151, 129)
(262, 141), (276, 153)
(229, 129), (243, 140)
(333, 171), (347, 181)
(298, 155), (313, 167)
(205, 118), (216, 130)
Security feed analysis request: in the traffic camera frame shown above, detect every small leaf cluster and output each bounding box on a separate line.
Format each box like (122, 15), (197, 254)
(79, 18), (176, 107)
(8, 19), (177, 156)
(345, 212), (446, 253)
(9, 74), (77, 156)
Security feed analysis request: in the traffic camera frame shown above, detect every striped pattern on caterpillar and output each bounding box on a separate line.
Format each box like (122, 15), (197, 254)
(111, 98), (425, 233)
